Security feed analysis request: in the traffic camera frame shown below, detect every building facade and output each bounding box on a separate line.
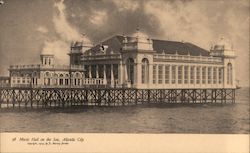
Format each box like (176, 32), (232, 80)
(9, 53), (89, 88)
(8, 32), (236, 89)
(78, 32), (236, 89)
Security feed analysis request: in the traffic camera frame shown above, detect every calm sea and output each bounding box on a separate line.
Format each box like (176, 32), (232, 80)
(0, 87), (249, 134)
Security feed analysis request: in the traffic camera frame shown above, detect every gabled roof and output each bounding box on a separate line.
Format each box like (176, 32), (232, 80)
(85, 35), (210, 56)
(84, 36), (123, 55)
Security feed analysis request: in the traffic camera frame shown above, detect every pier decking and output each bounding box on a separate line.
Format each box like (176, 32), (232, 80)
(0, 87), (235, 109)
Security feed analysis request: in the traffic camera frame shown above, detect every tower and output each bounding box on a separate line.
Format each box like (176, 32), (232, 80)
(122, 28), (154, 88)
(210, 37), (236, 88)
(69, 34), (93, 66)
(40, 53), (55, 67)
(123, 28), (153, 51)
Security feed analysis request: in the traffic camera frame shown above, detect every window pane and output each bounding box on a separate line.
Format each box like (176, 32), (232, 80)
(158, 65), (163, 84)
(165, 65), (170, 84)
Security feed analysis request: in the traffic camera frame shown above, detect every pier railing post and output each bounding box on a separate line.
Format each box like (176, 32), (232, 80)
(12, 89), (15, 108)
(147, 89), (150, 104)
(135, 89), (138, 105)
(30, 88), (33, 108)
(0, 88), (2, 108)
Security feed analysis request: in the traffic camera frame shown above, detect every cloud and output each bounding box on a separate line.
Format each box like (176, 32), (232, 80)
(89, 10), (107, 25)
(40, 0), (92, 65)
(144, 0), (214, 48)
(53, 0), (82, 41)
(112, 0), (139, 12)
(37, 26), (48, 34)
(42, 40), (69, 65)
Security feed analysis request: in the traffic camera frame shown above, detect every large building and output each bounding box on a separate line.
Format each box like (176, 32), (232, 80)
(7, 31), (236, 89)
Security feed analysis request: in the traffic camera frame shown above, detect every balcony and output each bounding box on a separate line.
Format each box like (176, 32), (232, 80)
(9, 64), (41, 70)
(82, 54), (122, 61)
(9, 64), (85, 71)
(153, 54), (222, 63)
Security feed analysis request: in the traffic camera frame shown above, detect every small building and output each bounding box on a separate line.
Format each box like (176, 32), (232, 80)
(9, 52), (88, 88)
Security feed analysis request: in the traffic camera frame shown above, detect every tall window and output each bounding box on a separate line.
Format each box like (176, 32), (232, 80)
(98, 65), (104, 78)
(213, 67), (217, 84)
(165, 65), (170, 84)
(65, 74), (69, 86)
(219, 67), (223, 84)
(196, 67), (200, 84)
(65, 79), (69, 85)
(184, 66), (189, 84)
(202, 67), (206, 84)
(190, 66), (195, 84)
(85, 66), (89, 78)
(227, 63), (233, 85)
(158, 65), (163, 84)
(113, 64), (119, 80)
(54, 74), (58, 85)
(172, 65), (176, 84)
(127, 58), (134, 84)
(141, 58), (149, 84)
(44, 72), (50, 85)
(208, 67), (212, 84)
(178, 66), (182, 84)
(91, 65), (96, 78)
(75, 73), (81, 86)
(153, 65), (157, 84)
(59, 74), (64, 85)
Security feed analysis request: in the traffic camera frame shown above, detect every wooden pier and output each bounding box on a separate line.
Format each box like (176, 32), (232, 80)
(0, 87), (235, 109)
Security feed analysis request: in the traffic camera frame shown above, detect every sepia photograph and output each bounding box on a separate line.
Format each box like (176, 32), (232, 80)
(0, 0), (249, 152)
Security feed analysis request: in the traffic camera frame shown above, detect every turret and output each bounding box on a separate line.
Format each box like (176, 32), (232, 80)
(69, 34), (93, 65)
(40, 53), (54, 67)
(122, 28), (153, 51)
(210, 37), (236, 88)
(210, 37), (235, 58)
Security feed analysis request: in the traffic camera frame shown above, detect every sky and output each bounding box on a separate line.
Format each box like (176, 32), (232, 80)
(0, 0), (249, 86)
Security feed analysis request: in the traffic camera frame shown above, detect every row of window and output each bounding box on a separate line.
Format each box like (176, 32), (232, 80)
(44, 78), (73, 86)
(12, 78), (31, 84)
(44, 72), (82, 78)
(140, 58), (233, 86)
(43, 57), (53, 65)
(152, 64), (232, 85)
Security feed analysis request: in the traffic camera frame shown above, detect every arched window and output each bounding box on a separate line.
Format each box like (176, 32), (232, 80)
(44, 72), (51, 86)
(65, 74), (69, 85)
(32, 71), (37, 77)
(45, 72), (50, 77)
(59, 74), (64, 85)
(141, 58), (149, 84)
(227, 63), (233, 85)
(126, 58), (134, 84)
(75, 72), (81, 86)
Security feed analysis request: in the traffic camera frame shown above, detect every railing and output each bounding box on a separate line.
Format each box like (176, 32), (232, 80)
(83, 54), (121, 61)
(82, 78), (104, 85)
(10, 78), (106, 88)
(153, 54), (222, 63)
(9, 64), (85, 70)
(9, 64), (41, 69)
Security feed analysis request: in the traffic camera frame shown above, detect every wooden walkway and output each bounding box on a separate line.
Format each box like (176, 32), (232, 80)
(0, 87), (235, 109)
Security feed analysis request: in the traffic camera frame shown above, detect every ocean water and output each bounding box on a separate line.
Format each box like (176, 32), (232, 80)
(0, 88), (249, 134)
